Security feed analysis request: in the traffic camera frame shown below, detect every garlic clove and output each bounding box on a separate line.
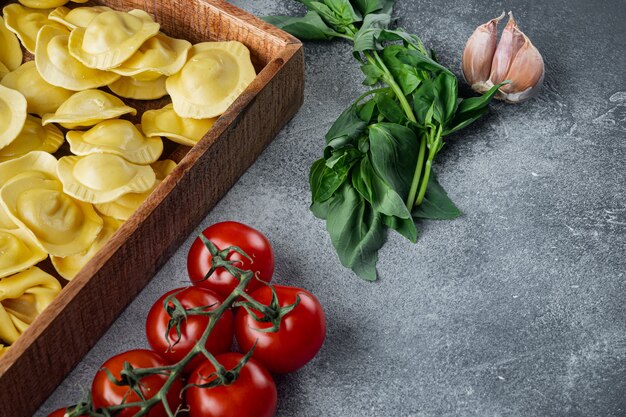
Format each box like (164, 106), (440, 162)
(489, 12), (526, 85)
(461, 12), (504, 92)
(499, 36), (545, 103)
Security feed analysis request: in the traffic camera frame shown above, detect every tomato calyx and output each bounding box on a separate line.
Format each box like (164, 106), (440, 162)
(235, 286), (301, 333)
(184, 342), (257, 391)
(163, 289), (218, 352)
(197, 235), (253, 284)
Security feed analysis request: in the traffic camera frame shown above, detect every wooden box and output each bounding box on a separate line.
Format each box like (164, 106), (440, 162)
(0, 1), (304, 415)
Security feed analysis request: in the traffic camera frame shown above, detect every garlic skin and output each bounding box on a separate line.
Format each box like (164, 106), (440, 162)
(461, 12), (504, 93)
(462, 12), (545, 103)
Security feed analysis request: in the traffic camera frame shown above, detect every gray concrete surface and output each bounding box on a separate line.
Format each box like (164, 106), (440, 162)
(36, 0), (626, 416)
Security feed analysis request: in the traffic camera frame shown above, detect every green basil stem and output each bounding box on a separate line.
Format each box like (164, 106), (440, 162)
(415, 127), (443, 205)
(406, 136), (426, 209)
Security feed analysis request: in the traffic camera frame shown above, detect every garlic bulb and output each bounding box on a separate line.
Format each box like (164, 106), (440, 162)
(462, 12), (544, 103)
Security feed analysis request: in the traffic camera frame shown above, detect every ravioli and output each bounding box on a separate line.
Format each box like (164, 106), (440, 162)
(0, 228), (47, 278)
(51, 215), (121, 280)
(42, 89), (136, 129)
(0, 267), (61, 345)
(36, 25), (121, 91)
(0, 16), (22, 71)
(142, 103), (216, 146)
(0, 85), (27, 150)
(3, 3), (67, 53)
(57, 154), (156, 204)
(108, 75), (168, 100)
(110, 32), (191, 79)
(0, 62), (9, 80)
(48, 5), (112, 29)
(66, 119), (163, 164)
(1, 61), (74, 117)
(166, 41), (256, 119)
(1, 172), (103, 256)
(68, 9), (160, 70)
(0, 115), (64, 162)
(95, 159), (176, 220)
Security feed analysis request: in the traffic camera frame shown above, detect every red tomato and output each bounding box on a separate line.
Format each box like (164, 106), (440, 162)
(47, 408), (86, 417)
(146, 286), (234, 373)
(186, 353), (277, 417)
(187, 222), (274, 298)
(92, 350), (182, 417)
(235, 285), (326, 373)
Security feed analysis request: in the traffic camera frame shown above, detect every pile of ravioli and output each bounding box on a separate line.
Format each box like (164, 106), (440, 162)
(0, 0), (257, 355)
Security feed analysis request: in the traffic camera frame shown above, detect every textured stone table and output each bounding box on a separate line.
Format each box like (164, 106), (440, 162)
(37, 0), (626, 416)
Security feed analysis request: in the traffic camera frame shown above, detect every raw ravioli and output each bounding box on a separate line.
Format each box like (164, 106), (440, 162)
(95, 159), (175, 220)
(0, 171), (103, 256)
(57, 154), (156, 204)
(166, 41), (256, 119)
(36, 25), (120, 91)
(0, 16), (22, 71)
(142, 103), (216, 146)
(68, 9), (160, 70)
(0, 267), (61, 345)
(0, 61), (74, 117)
(0, 228), (47, 279)
(0, 85), (27, 150)
(51, 215), (121, 280)
(3, 4), (66, 53)
(42, 89), (136, 129)
(48, 5), (112, 29)
(0, 115), (64, 162)
(66, 119), (163, 164)
(108, 75), (168, 100)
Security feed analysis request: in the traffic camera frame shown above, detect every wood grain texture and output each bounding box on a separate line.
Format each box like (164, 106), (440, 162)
(0, 1), (304, 416)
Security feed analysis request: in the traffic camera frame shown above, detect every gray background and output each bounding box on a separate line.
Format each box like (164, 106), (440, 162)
(37, 0), (626, 416)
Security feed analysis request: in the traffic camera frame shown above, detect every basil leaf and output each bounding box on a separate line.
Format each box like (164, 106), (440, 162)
(412, 173), (462, 220)
(311, 198), (332, 219)
(444, 83), (503, 135)
(308, 1), (348, 29)
(327, 183), (385, 281)
(353, 0), (394, 15)
(263, 12), (342, 41)
(374, 92), (406, 124)
(358, 98), (378, 122)
(382, 46), (425, 95)
(325, 104), (368, 144)
(411, 78), (439, 125)
(360, 63), (385, 85)
(357, 157), (411, 219)
(433, 72), (458, 124)
(310, 148), (361, 203)
(387, 45), (451, 76)
(382, 214), (418, 243)
(368, 123), (418, 198)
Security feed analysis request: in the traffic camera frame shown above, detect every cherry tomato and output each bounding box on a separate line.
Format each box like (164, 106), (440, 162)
(146, 286), (234, 373)
(47, 408), (87, 417)
(91, 349), (182, 417)
(187, 222), (274, 298)
(235, 285), (326, 373)
(186, 352), (277, 417)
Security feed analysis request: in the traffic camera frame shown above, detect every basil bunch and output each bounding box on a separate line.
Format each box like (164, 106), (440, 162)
(266, 0), (504, 281)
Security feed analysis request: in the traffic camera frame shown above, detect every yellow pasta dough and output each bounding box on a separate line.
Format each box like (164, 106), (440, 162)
(0, 85), (27, 150)
(36, 25), (121, 91)
(57, 154), (156, 204)
(51, 215), (121, 280)
(0, 228), (47, 279)
(108, 74), (168, 100)
(68, 9), (160, 70)
(0, 171), (103, 256)
(0, 115), (64, 162)
(142, 103), (216, 146)
(48, 5), (112, 29)
(42, 89), (136, 129)
(0, 61), (74, 117)
(0, 267), (61, 345)
(166, 41), (256, 119)
(110, 32), (191, 79)
(0, 61), (9, 80)
(95, 159), (176, 220)
(3, 3), (66, 53)
(66, 119), (163, 164)
(0, 16), (22, 71)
